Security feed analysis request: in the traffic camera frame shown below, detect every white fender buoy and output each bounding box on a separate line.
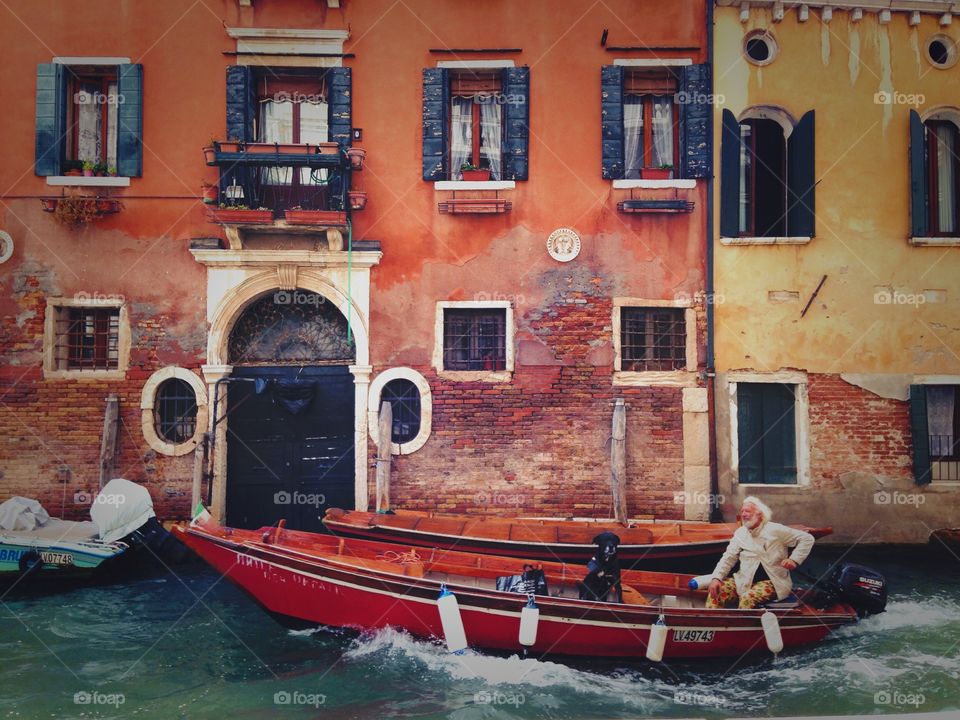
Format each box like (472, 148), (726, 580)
(519, 595), (539, 647)
(437, 585), (467, 653)
(646, 614), (669, 662)
(761, 610), (784, 654)
(687, 574), (714, 590)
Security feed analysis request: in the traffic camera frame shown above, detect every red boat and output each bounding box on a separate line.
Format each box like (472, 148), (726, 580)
(322, 508), (834, 566)
(173, 518), (883, 660)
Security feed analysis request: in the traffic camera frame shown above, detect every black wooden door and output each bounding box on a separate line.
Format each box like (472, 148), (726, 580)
(226, 366), (354, 532)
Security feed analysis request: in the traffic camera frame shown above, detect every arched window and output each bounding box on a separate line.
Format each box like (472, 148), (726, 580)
(155, 378), (198, 443)
(381, 379), (421, 444)
(912, 110), (960, 239)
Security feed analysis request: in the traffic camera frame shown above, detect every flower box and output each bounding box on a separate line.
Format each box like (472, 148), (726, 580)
(206, 207), (274, 225)
(284, 209), (348, 226)
(317, 142), (342, 156)
(215, 141), (242, 153)
(460, 168), (491, 181)
(640, 167), (674, 180)
(243, 142), (318, 155)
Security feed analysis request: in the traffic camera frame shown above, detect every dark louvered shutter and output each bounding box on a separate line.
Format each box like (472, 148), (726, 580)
(501, 67), (529, 181)
(736, 383), (764, 484)
(786, 110), (815, 237)
(910, 385), (932, 485)
(226, 65), (255, 142)
(719, 109), (741, 237)
(909, 110), (929, 239)
(678, 63), (711, 179)
(35, 63), (66, 176)
(117, 64), (143, 177)
(327, 67), (352, 149)
(422, 68), (449, 181)
(761, 384), (798, 485)
(600, 65), (624, 180)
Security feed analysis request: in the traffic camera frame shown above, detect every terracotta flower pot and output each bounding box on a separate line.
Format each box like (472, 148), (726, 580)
(201, 185), (219, 204)
(202, 146), (217, 165)
(348, 191), (368, 211)
(346, 148), (366, 170)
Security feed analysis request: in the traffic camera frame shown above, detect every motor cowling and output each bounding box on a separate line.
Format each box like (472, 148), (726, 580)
(830, 563), (887, 617)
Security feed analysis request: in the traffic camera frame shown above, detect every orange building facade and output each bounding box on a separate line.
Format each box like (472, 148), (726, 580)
(0, 0), (713, 529)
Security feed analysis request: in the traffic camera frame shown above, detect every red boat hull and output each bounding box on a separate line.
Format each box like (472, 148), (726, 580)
(175, 524), (856, 660)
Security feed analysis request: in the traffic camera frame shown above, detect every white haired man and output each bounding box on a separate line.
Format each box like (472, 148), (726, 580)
(706, 496), (815, 610)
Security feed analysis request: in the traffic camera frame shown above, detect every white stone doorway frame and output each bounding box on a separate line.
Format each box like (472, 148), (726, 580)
(190, 248), (382, 522)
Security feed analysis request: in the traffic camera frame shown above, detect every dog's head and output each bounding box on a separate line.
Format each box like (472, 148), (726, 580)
(592, 531), (621, 565)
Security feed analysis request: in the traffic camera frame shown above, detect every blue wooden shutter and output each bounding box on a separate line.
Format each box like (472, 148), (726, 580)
(719, 109), (741, 237)
(787, 110), (815, 237)
(327, 67), (352, 149)
(909, 110), (929, 238)
(600, 65), (624, 179)
(35, 63), (66, 176)
(910, 384), (932, 485)
(422, 68), (449, 181)
(501, 67), (529, 181)
(678, 64), (711, 179)
(116, 64), (143, 177)
(226, 65), (255, 142)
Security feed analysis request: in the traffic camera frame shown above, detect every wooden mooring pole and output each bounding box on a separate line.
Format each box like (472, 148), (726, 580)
(375, 401), (392, 513)
(611, 398), (628, 525)
(98, 394), (119, 490)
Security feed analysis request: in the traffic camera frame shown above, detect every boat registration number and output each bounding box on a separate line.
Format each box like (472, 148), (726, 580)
(672, 629), (715, 643)
(40, 552), (73, 566)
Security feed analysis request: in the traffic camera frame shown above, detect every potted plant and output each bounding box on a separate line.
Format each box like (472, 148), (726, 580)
(45, 193), (121, 227)
(206, 204), (274, 225)
(284, 206), (348, 226)
(641, 163), (674, 180)
(346, 147), (366, 170)
(107, 166), (118, 177)
(82, 161), (96, 177)
(63, 160), (83, 177)
(460, 161), (491, 182)
(203, 144), (217, 165)
(201, 182), (219, 205)
(347, 190), (368, 211)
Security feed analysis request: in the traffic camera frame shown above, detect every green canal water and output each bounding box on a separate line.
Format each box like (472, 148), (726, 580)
(1, 545), (958, 719)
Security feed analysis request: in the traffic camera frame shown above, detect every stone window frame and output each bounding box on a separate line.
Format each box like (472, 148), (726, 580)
(140, 367), (209, 457)
(367, 367), (433, 455)
(43, 296), (130, 380)
(612, 297), (697, 387)
(914, 374), (960, 486)
(432, 300), (515, 383)
(727, 369), (811, 488)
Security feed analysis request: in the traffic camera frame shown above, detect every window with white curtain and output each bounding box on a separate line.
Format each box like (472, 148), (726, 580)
(449, 73), (503, 180)
(69, 75), (118, 169)
(927, 120), (959, 236)
(622, 71), (678, 178)
(257, 77), (329, 185)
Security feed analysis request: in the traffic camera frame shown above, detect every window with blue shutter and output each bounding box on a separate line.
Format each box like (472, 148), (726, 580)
(913, 384), (960, 484)
(34, 62), (142, 177)
(737, 383), (798, 485)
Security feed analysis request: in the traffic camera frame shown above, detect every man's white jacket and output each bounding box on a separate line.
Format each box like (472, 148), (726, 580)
(710, 521), (815, 600)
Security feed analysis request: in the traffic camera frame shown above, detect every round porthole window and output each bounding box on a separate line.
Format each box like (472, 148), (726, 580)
(744, 31), (778, 66)
(926, 35), (957, 69)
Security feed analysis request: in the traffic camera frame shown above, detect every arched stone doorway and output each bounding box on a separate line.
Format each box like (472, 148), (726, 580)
(223, 289), (356, 531)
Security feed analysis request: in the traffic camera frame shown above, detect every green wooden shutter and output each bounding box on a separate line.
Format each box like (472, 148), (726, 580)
(909, 110), (929, 239)
(910, 384), (932, 485)
(762, 384), (798, 484)
(35, 63), (66, 176)
(737, 384), (764, 484)
(600, 65), (624, 180)
(501, 66), (529, 181)
(327, 67), (352, 149)
(678, 63), (711, 179)
(226, 65), (255, 142)
(422, 68), (449, 180)
(786, 110), (815, 237)
(719, 109), (741, 237)
(116, 64), (143, 177)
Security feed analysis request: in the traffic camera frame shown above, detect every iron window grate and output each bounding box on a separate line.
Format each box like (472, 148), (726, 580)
(443, 309), (507, 371)
(620, 307), (686, 372)
(155, 379), (198, 443)
(55, 307), (120, 371)
(382, 379), (421, 444)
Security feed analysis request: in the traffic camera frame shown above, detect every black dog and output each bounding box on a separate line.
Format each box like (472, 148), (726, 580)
(578, 531), (623, 603)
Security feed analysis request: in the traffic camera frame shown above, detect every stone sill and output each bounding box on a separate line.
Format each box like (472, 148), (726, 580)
(436, 370), (513, 383)
(720, 236), (812, 246)
(613, 179), (697, 190)
(43, 370), (127, 381)
(46, 176), (131, 187)
(613, 370), (697, 387)
(909, 237), (960, 247)
(434, 180), (516, 191)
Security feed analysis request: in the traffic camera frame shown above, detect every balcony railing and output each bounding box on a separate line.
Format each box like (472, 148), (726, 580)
(204, 141), (356, 227)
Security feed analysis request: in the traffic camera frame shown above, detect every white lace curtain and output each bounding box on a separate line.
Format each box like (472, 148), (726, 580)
(624, 96), (644, 179)
(480, 100), (502, 180)
(450, 97), (472, 180)
(651, 96), (674, 168)
(934, 125), (957, 234)
(259, 98), (329, 184)
(76, 83), (118, 168)
(623, 94), (674, 177)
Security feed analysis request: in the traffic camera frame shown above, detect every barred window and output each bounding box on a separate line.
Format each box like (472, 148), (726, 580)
(382, 379), (421, 444)
(54, 306), (120, 371)
(443, 309), (507, 371)
(620, 307), (686, 371)
(154, 379), (198, 444)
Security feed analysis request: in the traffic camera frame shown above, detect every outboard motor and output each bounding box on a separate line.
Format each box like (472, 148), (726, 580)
(808, 562), (887, 618)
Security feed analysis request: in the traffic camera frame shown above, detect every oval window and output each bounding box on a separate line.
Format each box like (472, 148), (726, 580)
(744, 31), (778, 66)
(381, 379), (421, 444)
(155, 378), (198, 443)
(926, 35), (957, 69)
